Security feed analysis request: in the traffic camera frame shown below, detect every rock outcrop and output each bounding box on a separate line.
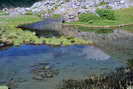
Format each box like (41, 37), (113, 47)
(2, 0), (133, 22)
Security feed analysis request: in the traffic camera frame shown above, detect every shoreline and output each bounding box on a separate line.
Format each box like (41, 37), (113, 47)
(63, 23), (133, 29)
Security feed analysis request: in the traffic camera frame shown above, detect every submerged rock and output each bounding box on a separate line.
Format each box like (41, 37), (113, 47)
(31, 62), (59, 80)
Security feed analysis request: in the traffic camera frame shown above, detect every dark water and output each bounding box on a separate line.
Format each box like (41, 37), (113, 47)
(0, 26), (133, 89)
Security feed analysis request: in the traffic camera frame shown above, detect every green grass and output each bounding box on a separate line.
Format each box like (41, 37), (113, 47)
(0, 15), (41, 26)
(114, 7), (133, 24)
(0, 15), (93, 46)
(0, 27), (92, 46)
(65, 7), (133, 27)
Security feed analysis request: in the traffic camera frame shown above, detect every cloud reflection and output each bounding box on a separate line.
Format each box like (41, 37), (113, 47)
(82, 46), (111, 60)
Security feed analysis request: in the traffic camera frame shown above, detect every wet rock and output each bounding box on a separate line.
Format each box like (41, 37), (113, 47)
(31, 62), (59, 81)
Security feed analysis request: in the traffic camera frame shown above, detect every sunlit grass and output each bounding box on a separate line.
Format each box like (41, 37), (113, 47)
(65, 7), (133, 27)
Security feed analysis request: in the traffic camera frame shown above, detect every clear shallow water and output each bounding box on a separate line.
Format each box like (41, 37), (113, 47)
(0, 45), (125, 89)
(1, 25), (133, 89)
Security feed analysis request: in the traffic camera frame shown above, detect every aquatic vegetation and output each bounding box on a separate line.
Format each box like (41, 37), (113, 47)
(58, 67), (133, 89)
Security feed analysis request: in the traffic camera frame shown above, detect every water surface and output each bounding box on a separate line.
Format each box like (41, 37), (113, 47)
(0, 45), (125, 89)
(0, 25), (133, 89)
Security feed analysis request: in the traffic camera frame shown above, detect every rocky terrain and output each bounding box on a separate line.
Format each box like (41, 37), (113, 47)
(1, 0), (133, 22)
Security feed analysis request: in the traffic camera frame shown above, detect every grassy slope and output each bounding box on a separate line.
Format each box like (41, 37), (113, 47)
(65, 7), (133, 27)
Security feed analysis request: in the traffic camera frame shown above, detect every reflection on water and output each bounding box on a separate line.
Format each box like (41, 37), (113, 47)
(0, 45), (124, 89)
(82, 46), (110, 60)
(62, 25), (133, 62)
(77, 26), (114, 34)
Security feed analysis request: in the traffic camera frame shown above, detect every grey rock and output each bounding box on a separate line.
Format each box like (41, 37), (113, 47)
(3, 0), (133, 21)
